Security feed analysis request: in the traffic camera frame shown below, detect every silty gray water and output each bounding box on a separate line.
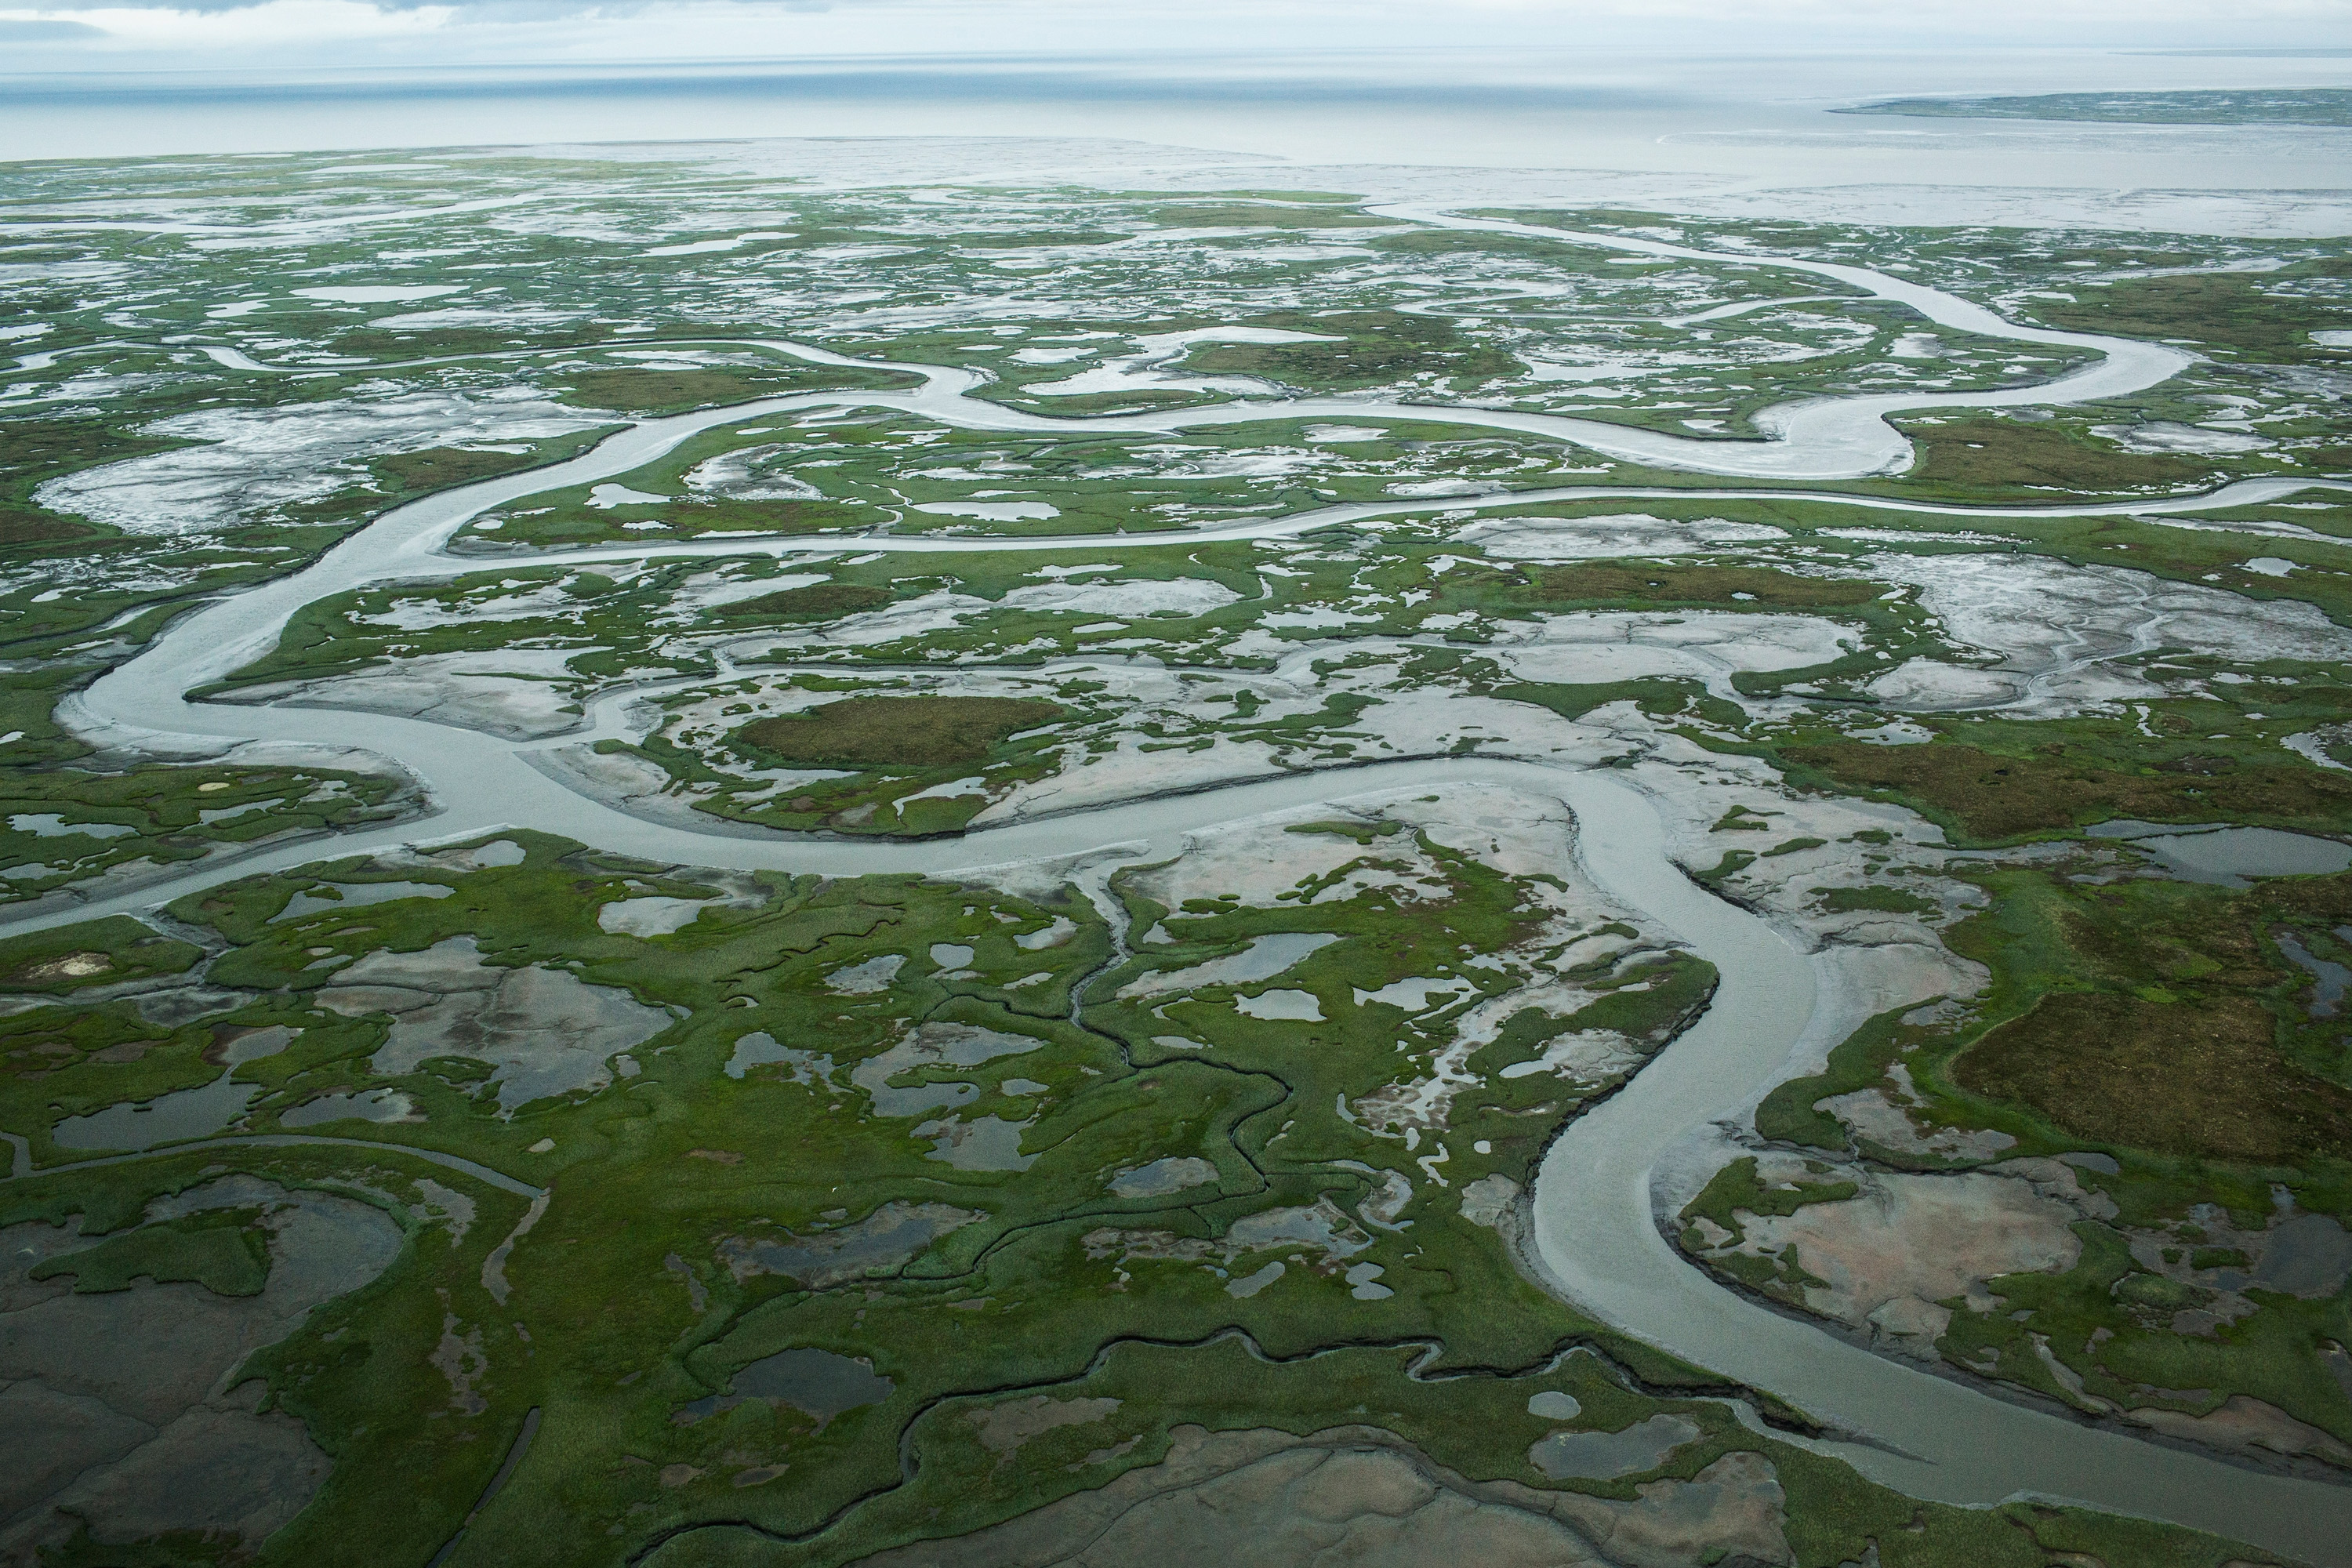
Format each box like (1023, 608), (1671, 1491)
(8, 209), (2350, 1560)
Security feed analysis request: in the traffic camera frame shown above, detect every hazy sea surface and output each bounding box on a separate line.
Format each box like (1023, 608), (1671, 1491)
(3, 45), (2351, 230)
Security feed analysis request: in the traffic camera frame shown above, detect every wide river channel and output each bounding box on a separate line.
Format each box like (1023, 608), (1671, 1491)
(12, 209), (2352, 1564)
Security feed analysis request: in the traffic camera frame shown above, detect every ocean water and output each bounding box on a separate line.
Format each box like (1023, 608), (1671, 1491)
(3, 46), (2350, 234)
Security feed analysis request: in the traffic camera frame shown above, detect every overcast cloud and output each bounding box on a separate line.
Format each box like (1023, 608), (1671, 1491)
(2, 0), (2349, 71)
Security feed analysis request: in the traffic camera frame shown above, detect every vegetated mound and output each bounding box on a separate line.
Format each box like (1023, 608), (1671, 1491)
(561, 363), (920, 415)
(719, 582), (891, 620)
(1955, 991), (2352, 1166)
(2036, 273), (2352, 364)
(1788, 739), (2352, 842)
(373, 445), (544, 495)
(31, 1208), (271, 1297)
(738, 696), (1063, 770)
(1518, 563), (1880, 610)
(1900, 416), (2212, 492)
(0, 507), (93, 548)
(1185, 310), (1518, 390)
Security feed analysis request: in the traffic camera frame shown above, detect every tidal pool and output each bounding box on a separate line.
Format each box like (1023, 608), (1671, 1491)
(725, 1029), (833, 1083)
(281, 1088), (416, 1127)
(677, 1347), (894, 1425)
(1108, 1156), (1218, 1198)
(51, 1026), (295, 1151)
(851, 1022), (1041, 1117)
(1235, 988), (1323, 1022)
(272, 880), (455, 922)
(9, 814), (134, 840)
(916, 1113), (1036, 1171)
(2088, 821), (2352, 886)
(1527, 1414), (1700, 1481)
(1117, 932), (1339, 998)
(2277, 931), (2352, 1018)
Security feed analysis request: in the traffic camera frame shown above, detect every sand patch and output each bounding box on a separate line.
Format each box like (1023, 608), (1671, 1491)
(220, 648), (587, 741)
(1690, 1159), (2087, 1359)
(2126, 1395), (2352, 1468)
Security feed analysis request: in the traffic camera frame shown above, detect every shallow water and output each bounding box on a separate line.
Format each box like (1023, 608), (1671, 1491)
(677, 1346), (894, 1425)
(1233, 988), (1324, 1022)
(51, 1028), (294, 1151)
(1109, 1156), (1218, 1198)
(724, 1029), (819, 1081)
(2253, 1214), (2352, 1300)
(2088, 820), (2352, 885)
(271, 879), (455, 922)
(280, 1087), (416, 1127)
(1118, 931), (1340, 996)
(50, 1070), (259, 1152)
(851, 1023), (1042, 1118)
(7, 194), (2350, 1562)
(1527, 1414), (1700, 1480)
(9, 52), (2350, 215)
(918, 1113), (1036, 1172)
(9, 813), (133, 840)
(2276, 932), (2351, 1018)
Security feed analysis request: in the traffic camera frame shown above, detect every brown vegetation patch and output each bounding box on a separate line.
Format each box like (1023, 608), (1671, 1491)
(0, 416), (183, 491)
(0, 507), (94, 549)
(717, 583), (891, 621)
(373, 446), (541, 495)
(737, 696), (1063, 770)
(1789, 739), (2352, 840)
(1900, 417), (2212, 491)
(1187, 310), (1518, 389)
(338, 326), (592, 358)
(1955, 991), (2352, 1164)
(2037, 273), (2352, 362)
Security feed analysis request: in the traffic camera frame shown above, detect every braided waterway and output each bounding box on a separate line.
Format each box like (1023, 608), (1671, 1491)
(15, 212), (2352, 1563)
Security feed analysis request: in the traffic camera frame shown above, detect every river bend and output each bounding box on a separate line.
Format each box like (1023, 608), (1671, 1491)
(10, 209), (2350, 1564)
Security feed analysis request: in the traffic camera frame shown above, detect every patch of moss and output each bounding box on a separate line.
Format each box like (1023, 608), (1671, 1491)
(717, 582), (892, 621)
(0, 916), (203, 994)
(1953, 990), (2352, 1164)
(1817, 885), (1936, 915)
(32, 1209), (270, 1297)
(1786, 739), (2352, 842)
(2038, 273), (2352, 363)
(1680, 1155), (1859, 1232)
(1900, 417), (2213, 492)
(1185, 310), (1519, 391)
(1755, 1007), (1916, 1150)
(372, 446), (546, 495)
(735, 696), (1065, 771)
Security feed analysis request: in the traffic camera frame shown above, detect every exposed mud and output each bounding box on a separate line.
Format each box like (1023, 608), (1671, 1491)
(847, 1424), (1791, 1568)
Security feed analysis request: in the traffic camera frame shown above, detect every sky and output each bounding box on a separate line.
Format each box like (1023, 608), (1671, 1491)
(5, 0), (2350, 72)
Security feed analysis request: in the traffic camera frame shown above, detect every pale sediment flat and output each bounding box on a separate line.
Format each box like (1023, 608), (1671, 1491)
(9, 198), (2351, 1565)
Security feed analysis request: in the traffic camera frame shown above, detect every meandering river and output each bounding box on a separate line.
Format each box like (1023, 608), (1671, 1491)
(13, 211), (2352, 1563)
